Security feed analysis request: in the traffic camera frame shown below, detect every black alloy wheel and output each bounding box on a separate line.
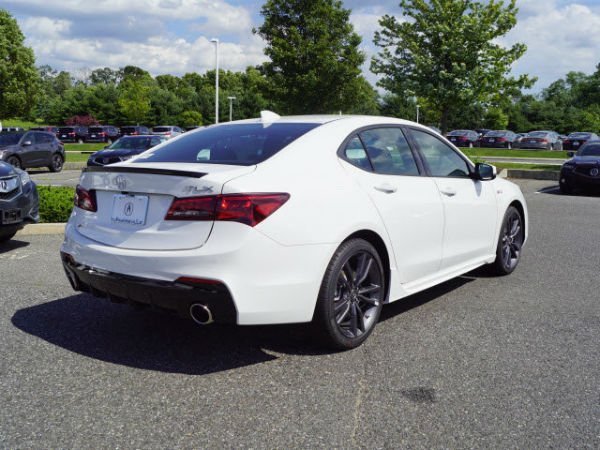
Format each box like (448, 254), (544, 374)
(49, 153), (64, 172)
(490, 206), (524, 275)
(6, 156), (21, 169)
(314, 239), (385, 350)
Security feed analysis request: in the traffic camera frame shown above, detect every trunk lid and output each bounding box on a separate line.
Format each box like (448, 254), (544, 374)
(74, 162), (255, 250)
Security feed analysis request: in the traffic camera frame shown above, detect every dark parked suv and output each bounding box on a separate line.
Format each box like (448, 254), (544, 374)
(120, 125), (150, 137)
(58, 126), (88, 143)
(0, 161), (39, 242)
(86, 125), (120, 143)
(0, 131), (65, 172)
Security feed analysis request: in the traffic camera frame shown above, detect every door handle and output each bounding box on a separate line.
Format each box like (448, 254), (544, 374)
(440, 187), (457, 197)
(374, 184), (397, 194)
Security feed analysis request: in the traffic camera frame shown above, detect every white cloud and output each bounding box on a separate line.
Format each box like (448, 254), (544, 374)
(21, 17), (71, 40)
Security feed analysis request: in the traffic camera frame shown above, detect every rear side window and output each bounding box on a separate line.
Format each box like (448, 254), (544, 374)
(360, 128), (419, 176)
(138, 123), (320, 165)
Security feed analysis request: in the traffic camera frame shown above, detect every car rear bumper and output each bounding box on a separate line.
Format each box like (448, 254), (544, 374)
(60, 221), (337, 325)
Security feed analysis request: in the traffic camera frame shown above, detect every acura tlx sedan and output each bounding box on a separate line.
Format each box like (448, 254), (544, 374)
(61, 113), (528, 349)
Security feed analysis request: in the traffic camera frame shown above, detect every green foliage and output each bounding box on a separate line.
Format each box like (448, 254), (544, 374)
(37, 186), (74, 223)
(178, 111), (203, 127)
(118, 78), (152, 125)
(372, 0), (535, 133)
(0, 9), (40, 119)
(254, 0), (370, 114)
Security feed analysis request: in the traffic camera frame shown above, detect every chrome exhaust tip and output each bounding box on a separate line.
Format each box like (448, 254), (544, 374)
(189, 303), (214, 325)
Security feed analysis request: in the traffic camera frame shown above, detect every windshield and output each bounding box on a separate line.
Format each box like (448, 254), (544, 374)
(485, 131), (508, 137)
(152, 127), (172, 133)
(568, 132), (591, 139)
(107, 137), (155, 150)
(137, 123), (320, 166)
(447, 130), (469, 136)
(0, 133), (24, 146)
(579, 144), (600, 157)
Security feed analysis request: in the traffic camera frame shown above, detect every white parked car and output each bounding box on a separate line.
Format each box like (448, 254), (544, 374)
(61, 113), (528, 349)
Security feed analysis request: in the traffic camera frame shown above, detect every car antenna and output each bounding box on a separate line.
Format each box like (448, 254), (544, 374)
(260, 111), (281, 123)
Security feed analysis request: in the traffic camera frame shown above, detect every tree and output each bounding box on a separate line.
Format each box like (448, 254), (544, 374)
(178, 111), (203, 127)
(0, 9), (40, 119)
(254, 0), (369, 114)
(371, 0), (535, 133)
(118, 78), (151, 125)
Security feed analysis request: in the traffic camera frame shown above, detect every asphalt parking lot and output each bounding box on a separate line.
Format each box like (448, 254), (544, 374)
(1, 180), (598, 448)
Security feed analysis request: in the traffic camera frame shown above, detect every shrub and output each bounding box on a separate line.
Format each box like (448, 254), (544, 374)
(37, 186), (74, 223)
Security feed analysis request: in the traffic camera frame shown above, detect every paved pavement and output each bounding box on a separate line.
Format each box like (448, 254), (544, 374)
(482, 156), (565, 165)
(1, 180), (599, 448)
(29, 168), (83, 187)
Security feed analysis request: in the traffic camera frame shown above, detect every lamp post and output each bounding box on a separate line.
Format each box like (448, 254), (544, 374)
(210, 38), (219, 124)
(416, 103), (420, 124)
(228, 96), (236, 121)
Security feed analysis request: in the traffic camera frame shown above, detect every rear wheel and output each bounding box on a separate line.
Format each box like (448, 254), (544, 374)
(489, 206), (524, 276)
(6, 155), (21, 169)
(48, 153), (64, 172)
(314, 239), (385, 350)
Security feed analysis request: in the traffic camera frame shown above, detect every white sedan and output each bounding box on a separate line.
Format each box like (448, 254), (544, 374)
(61, 113), (527, 349)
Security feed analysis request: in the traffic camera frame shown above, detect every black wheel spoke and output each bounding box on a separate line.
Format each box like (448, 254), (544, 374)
(335, 302), (351, 324)
(358, 294), (379, 306)
(358, 284), (380, 295)
(350, 303), (359, 336)
(356, 254), (373, 285)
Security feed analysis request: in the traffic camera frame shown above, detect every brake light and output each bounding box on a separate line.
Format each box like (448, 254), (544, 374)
(69, 132), (75, 136)
(497, 137), (507, 142)
(74, 185), (97, 212)
(540, 139), (548, 143)
(165, 193), (290, 226)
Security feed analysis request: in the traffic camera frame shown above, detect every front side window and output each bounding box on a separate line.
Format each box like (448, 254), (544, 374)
(410, 129), (471, 178)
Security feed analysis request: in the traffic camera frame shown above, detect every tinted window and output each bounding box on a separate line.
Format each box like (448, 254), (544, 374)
(410, 129), (470, 178)
(486, 131), (508, 137)
(34, 132), (53, 144)
(528, 131), (549, 138)
(59, 127), (74, 133)
(568, 132), (591, 139)
(447, 130), (469, 136)
(89, 127), (104, 133)
(138, 123), (320, 166)
(108, 137), (154, 150)
(360, 128), (419, 176)
(580, 144), (600, 157)
(153, 127), (171, 133)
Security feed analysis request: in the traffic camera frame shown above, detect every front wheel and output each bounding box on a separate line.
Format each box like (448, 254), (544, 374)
(0, 228), (18, 243)
(489, 206), (524, 276)
(48, 153), (64, 172)
(559, 180), (573, 195)
(313, 239), (385, 350)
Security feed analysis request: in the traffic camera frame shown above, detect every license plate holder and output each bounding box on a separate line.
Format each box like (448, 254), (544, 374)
(110, 194), (149, 226)
(1, 209), (21, 225)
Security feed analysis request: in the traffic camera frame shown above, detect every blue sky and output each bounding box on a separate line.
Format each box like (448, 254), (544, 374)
(4, 0), (600, 92)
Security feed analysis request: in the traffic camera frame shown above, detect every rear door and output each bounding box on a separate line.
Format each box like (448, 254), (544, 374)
(340, 127), (444, 283)
(407, 127), (498, 270)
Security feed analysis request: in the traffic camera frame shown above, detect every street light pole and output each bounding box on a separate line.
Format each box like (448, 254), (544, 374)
(210, 38), (219, 124)
(416, 103), (420, 124)
(228, 96), (236, 121)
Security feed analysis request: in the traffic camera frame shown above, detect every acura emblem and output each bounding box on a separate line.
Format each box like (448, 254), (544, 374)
(0, 180), (7, 191)
(123, 202), (134, 216)
(591, 168), (599, 177)
(114, 175), (128, 190)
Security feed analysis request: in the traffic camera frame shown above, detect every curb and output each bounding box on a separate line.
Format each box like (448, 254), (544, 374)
(505, 169), (559, 181)
(16, 223), (65, 236)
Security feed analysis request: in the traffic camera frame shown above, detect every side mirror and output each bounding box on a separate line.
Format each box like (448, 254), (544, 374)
(567, 151), (575, 158)
(22, 140), (32, 147)
(474, 162), (496, 181)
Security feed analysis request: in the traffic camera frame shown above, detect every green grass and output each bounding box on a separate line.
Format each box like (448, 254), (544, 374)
(461, 147), (567, 159)
(1, 119), (47, 129)
(65, 143), (106, 152)
(64, 152), (91, 163)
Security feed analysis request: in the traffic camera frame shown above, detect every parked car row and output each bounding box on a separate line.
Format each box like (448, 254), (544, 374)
(445, 129), (598, 150)
(55, 125), (185, 143)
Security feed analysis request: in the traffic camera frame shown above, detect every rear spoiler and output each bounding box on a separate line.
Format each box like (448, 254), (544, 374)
(83, 166), (206, 178)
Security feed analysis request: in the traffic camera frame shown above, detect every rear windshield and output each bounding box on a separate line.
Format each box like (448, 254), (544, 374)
(59, 127), (75, 133)
(137, 123), (320, 166)
(447, 130), (470, 136)
(108, 137), (154, 150)
(152, 127), (171, 133)
(485, 131), (508, 137)
(528, 131), (549, 138)
(121, 127), (137, 132)
(0, 133), (23, 146)
(579, 144), (600, 157)
(568, 132), (591, 139)
(89, 127), (104, 133)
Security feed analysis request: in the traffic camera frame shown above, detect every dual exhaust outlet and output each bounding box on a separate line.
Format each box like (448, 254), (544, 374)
(189, 303), (214, 325)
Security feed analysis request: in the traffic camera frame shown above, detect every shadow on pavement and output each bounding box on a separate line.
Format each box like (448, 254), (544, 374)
(0, 239), (30, 254)
(12, 277), (475, 374)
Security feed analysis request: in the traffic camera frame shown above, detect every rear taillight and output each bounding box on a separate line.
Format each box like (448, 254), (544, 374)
(497, 137), (507, 142)
(75, 185), (97, 212)
(69, 132), (75, 136)
(165, 193), (290, 226)
(540, 139), (548, 143)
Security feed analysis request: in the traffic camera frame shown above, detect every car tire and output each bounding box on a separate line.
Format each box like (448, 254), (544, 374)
(313, 238), (385, 350)
(559, 180), (573, 195)
(6, 155), (21, 169)
(489, 206), (524, 276)
(0, 228), (18, 243)
(48, 153), (64, 172)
